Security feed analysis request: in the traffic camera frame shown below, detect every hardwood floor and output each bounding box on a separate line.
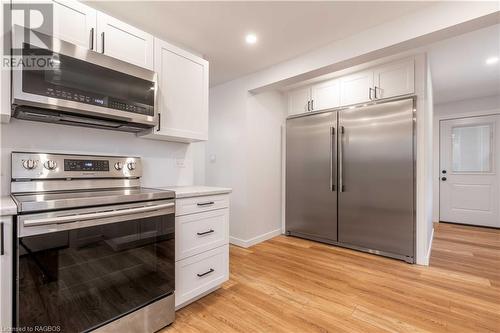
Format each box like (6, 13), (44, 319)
(163, 223), (500, 332)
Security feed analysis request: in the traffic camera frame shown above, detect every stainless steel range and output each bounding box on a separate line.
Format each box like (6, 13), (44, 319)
(10, 152), (175, 332)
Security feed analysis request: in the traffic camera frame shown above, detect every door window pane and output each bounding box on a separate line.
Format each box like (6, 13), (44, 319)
(452, 124), (492, 172)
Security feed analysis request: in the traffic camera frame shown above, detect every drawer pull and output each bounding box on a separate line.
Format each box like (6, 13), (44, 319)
(197, 229), (214, 236)
(197, 201), (215, 207)
(197, 268), (215, 277)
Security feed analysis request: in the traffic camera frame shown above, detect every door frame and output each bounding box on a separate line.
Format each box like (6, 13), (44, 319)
(435, 109), (500, 223)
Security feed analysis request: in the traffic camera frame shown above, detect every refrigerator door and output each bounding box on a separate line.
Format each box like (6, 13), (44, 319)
(286, 111), (338, 242)
(338, 98), (414, 260)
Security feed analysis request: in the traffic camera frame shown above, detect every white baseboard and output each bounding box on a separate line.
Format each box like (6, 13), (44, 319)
(230, 228), (282, 248)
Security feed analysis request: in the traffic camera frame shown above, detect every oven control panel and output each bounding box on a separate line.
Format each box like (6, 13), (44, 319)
(64, 159), (110, 172)
(11, 152), (142, 180)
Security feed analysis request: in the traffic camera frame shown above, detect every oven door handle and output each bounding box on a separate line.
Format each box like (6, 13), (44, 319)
(23, 202), (174, 227)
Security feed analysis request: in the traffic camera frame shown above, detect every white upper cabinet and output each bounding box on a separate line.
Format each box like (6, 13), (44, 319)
(339, 70), (374, 106)
(288, 58), (416, 116)
(288, 87), (311, 116)
(51, 0), (96, 49)
(311, 79), (340, 111)
(140, 38), (209, 142)
(96, 12), (153, 70)
(374, 58), (414, 99)
(11, 0), (96, 50)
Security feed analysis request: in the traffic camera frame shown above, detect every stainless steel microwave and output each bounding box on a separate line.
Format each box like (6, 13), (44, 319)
(11, 25), (157, 132)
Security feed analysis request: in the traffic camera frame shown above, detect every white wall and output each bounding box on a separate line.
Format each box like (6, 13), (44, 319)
(0, 119), (200, 195)
(432, 94), (500, 222)
(206, 78), (286, 246)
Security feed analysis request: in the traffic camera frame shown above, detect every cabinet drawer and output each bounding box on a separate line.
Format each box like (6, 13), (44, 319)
(176, 194), (229, 216)
(175, 245), (229, 307)
(176, 209), (229, 260)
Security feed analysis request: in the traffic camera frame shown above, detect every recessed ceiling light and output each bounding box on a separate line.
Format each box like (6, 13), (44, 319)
(245, 33), (257, 45)
(485, 56), (499, 65)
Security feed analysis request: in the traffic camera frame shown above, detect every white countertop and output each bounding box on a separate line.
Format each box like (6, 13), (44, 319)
(1, 196), (17, 216)
(154, 186), (232, 199)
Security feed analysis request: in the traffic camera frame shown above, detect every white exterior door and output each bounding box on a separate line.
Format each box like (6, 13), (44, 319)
(311, 79), (340, 112)
(96, 12), (153, 70)
(440, 115), (500, 227)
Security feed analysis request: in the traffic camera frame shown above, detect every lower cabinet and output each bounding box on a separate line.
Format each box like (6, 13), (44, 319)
(174, 194), (230, 309)
(0, 216), (13, 330)
(175, 245), (229, 308)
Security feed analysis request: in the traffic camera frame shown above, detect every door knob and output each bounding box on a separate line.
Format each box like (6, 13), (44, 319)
(441, 177), (447, 181)
(442, 170), (447, 174)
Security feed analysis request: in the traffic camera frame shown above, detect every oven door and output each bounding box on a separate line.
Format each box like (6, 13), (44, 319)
(15, 199), (175, 332)
(11, 25), (157, 127)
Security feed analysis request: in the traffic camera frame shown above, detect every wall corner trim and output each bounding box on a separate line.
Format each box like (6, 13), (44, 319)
(229, 228), (282, 248)
(421, 227), (435, 266)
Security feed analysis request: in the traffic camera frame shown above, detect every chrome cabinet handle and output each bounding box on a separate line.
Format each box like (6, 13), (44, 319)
(339, 125), (345, 192)
(197, 201), (215, 206)
(311, 99), (314, 111)
(197, 268), (214, 277)
(374, 86), (380, 99)
(307, 100), (310, 112)
(23, 202), (174, 227)
(369, 87), (374, 100)
(157, 113), (161, 132)
(101, 32), (105, 53)
(197, 229), (214, 236)
(89, 28), (94, 50)
(330, 126), (336, 191)
(0, 222), (4, 256)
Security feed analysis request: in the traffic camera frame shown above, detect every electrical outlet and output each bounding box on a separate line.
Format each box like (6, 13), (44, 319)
(176, 159), (186, 168)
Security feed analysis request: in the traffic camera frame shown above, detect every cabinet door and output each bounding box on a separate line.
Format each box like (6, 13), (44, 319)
(176, 208), (229, 260)
(10, 0), (96, 50)
(0, 217), (13, 330)
(175, 245), (229, 309)
(374, 59), (414, 99)
(154, 38), (209, 142)
(96, 12), (153, 70)
(51, 0), (96, 49)
(311, 79), (340, 111)
(288, 87), (311, 116)
(339, 70), (373, 106)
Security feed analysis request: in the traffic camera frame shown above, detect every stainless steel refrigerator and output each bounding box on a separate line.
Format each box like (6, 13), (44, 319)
(286, 97), (415, 263)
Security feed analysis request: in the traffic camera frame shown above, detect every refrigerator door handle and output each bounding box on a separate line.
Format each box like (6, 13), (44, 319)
(339, 125), (345, 192)
(330, 126), (336, 191)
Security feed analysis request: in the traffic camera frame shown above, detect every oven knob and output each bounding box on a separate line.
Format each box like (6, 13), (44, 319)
(43, 160), (57, 170)
(114, 162), (123, 170)
(22, 159), (37, 170)
(127, 162), (136, 171)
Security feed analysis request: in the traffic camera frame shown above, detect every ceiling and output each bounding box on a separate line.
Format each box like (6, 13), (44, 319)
(87, 1), (433, 86)
(428, 24), (500, 104)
